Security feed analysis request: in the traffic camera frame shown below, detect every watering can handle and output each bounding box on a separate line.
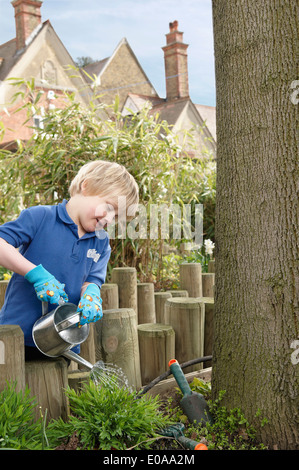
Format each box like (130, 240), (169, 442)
(42, 301), (48, 316)
(41, 297), (66, 316)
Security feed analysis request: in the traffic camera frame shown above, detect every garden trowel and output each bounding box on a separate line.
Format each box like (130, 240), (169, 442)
(168, 359), (213, 426)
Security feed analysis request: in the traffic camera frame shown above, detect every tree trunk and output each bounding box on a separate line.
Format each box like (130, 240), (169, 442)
(212, 0), (299, 450)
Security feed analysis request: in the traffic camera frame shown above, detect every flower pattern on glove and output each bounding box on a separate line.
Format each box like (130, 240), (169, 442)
(35, 280), (69, 304)
(77, 285), (103, 326)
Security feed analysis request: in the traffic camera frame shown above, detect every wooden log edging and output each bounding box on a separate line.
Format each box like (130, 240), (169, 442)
(154, 292), (172, 324)
(101, 283), (119, 310)
(137, 323), (175, 385)
(0, 280), (9, 309)
(0, 325), (25, 393)
(179, 263), (202, 298)
(164, 297), (205, 373)
(95, 307), (142, 389)
(202, 273), (215, 297)
(25, 358), (69, 423)
(111, 267), (137, 314)
(196, 297), (214, 368)
(168, 290), (189, 297)
(137, 283), (155, 324)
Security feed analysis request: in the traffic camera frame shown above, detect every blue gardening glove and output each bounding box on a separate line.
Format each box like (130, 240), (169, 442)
(25, 264), (68, 305)
(77, 283), (102, 326)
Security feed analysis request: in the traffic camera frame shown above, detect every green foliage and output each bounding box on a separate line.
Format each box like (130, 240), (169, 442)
(180, 240), (215, 273)
(0, 77), (216, 283)
(156, 252), (181, 290)
(0, 380), (268, 451)
(47, 380), (174, 450)
(0, 266), (12, 281)
(189, 377), (212, 398)
(184, 390), (268, 450)
(0, 382), (47, 450)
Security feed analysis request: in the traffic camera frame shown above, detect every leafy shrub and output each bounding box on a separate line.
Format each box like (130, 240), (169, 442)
(0, 78), (216, 282)
(0, 382), (46, 450)
(184, 390), (268, 450)
(47, 380), (173, 450)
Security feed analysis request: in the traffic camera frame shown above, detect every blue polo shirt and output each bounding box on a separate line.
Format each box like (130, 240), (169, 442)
(0, 200), (111, 348)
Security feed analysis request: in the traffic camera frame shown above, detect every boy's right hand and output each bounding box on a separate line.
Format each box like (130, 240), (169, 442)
(24, 264), (68, 305)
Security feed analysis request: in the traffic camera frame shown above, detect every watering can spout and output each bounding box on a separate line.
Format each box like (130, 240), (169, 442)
(63, 350), (93, 371)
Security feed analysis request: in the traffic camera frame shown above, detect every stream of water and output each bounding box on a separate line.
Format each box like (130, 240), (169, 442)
(90, 360), (131, 391)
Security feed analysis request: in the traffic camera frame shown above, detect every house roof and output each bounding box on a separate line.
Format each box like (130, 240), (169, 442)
(81, 58), (109, 82)
(0, 21), (46, 82)
(123, 92), (216, 144)
(195, 104), (216, 141)
(0, 38), (18, 81)
(81, 37), (158, 95)
(150, 98), (190, 127)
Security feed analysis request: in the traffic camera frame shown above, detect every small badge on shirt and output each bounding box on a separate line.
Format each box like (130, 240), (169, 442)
(87, 248), (101, 263)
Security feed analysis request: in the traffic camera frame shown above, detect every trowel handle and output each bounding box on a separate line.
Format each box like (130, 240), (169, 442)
(169, 359), (192, 396)
(177, 435), (208, 450)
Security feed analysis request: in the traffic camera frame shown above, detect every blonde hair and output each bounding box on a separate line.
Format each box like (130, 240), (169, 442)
(69, 160), (139, 209)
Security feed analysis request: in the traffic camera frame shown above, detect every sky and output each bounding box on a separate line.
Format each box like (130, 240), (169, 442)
(0, 0), (216, 106)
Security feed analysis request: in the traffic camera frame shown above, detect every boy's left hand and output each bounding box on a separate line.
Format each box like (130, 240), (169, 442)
(77, 283), (103, 326)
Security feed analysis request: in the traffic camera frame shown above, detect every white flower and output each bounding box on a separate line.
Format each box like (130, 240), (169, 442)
(204, 239), (215, 255)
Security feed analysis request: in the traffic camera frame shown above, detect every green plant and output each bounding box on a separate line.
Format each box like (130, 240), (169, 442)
(184, 391), (268, 450)
(0, 382), (46, 450)
(0, 266), (12, 281)
(0, 77), (216, 284)
(181, 238), (215, 273)
(47, 380), (174, 450)
(189, 377), (212, 399)
(156, 252), (182, 290)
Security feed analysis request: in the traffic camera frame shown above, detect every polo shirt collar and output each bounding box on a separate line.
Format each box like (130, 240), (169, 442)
(57, 199), (97, 240)
(57, 199), (74, 224)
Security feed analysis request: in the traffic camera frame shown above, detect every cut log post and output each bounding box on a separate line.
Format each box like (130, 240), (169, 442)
(202, 273), (215, 298)
(25, 358), (69, 422)
(68, 370), (90, 393)
(137, 283), (155, 324)
(169, 290), (189, 297)
(0, 280), (9, 309)
(101, 283), (119, 309)
(208, 259), (215, 273)
(94, 308), (142, 389)
(197, 297), (214, 368)
(79, 323), (96, 369)
(111, 267), (137, 314)
(154, 292), (172, 324)
(80, 284), (120, 369)
(0, 325), (25, 393)
(179, 263), (202, 298)
(137, 323), (175, 384)
(164, 298), (205, 373)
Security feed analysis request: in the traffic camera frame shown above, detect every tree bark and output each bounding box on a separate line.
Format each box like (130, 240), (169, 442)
(212, 0), (299, 450)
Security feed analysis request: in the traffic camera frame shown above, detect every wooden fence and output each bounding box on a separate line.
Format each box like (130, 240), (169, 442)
(0, 262), (214, 421)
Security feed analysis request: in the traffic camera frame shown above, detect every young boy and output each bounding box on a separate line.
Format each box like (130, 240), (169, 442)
(0, 160), (139, 360)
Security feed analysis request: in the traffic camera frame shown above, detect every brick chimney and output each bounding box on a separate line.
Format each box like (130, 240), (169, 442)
(162, 21), (189, 101)
(11, 0), (43, 51)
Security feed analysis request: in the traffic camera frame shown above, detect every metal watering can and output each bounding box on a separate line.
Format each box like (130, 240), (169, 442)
(32, 300), (93, 370)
